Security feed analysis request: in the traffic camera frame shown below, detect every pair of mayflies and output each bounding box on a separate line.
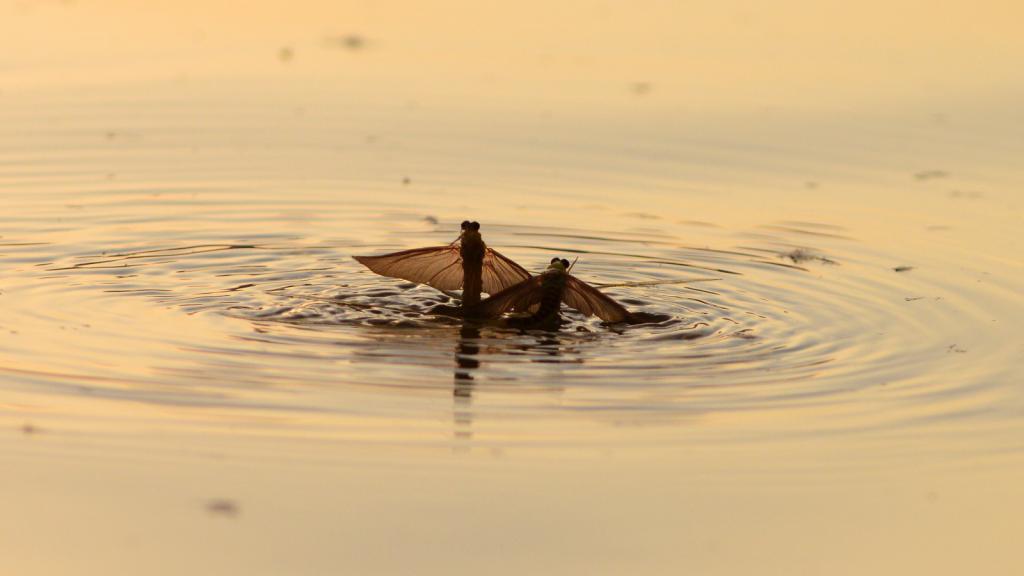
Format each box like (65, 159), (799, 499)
(354, 221), (634, 327)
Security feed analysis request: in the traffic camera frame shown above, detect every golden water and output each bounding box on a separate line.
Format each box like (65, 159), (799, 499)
(2, 2), (1022, 574)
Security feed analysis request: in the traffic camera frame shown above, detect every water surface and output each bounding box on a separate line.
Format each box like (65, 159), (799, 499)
(2, 2), (1023, 575)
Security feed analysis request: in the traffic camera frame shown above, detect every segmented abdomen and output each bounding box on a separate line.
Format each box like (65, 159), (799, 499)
(531, 277), (564, 321)
(460, 239), (485, 306)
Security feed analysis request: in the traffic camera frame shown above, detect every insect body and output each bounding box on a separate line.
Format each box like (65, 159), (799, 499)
(477, 257), (635, 327)
(458, 222), (486, 307)
(531, 260), (570, 322)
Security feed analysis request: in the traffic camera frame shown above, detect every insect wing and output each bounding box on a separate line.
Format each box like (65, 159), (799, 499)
(473, 276), (545, 318)
(353, 245), (464, 290)
(563, 275), (632, 323)
(481, 248), (532, 295)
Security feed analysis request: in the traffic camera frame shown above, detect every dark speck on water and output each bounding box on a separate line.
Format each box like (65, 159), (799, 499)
(278, 47), (294, 63)
(206, 499), (240, 517)
(328, 34), (368, 51)
(630, 82), (653, 95)
(782, 248), (837, 265)
(914, 170), (948, 181)
(625, 212), (660, 220)
(950, 190), (983, 199)
(894, 266), (915, 272)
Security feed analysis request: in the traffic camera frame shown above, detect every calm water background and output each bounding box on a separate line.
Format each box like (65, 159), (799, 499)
(2, 1), (1022, 574)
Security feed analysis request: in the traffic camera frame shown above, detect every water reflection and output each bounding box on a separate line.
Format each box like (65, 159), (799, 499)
(454, 323), (481, 393)
(452, 319), (583, 446)
(453, 323), (480, 443)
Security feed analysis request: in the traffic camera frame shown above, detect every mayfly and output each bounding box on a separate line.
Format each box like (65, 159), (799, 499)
(475, 257), (636, 328)
(352, 221), (530, 308)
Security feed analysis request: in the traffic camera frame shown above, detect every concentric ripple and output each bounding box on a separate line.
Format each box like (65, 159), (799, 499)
(2, 192), (1017, 450)
(1, 84), (1021, 455)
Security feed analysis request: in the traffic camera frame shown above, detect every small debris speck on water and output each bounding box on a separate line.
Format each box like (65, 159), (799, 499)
(949, 190), (983, 199)
(329, 34), (367, 51)
(206, 499), (240, 517)
(278, 47), (294, 63)
(914, 170), (948, 181)
(782, 249), (837, 265)
(21, 423), (38, 435)
(402, 177), (411, 185)
(423, 215), (438, 225)
(893, 266), (914, 272)
(630, 82), (652, 95)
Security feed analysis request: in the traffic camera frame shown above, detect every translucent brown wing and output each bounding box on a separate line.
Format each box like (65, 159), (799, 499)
(563, 275), (633, 323)
(481, 248), (532, 295)
(355, 243), (531, 295)
(352, 245), (463, 290)
(472, 276), (545, 318)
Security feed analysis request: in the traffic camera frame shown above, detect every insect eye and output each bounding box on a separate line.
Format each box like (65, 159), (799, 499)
(469, 221), (480, 231)
(460, 220), (470, 230)
(561, 259), (570, 268)
(550, 257), (560, 264)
